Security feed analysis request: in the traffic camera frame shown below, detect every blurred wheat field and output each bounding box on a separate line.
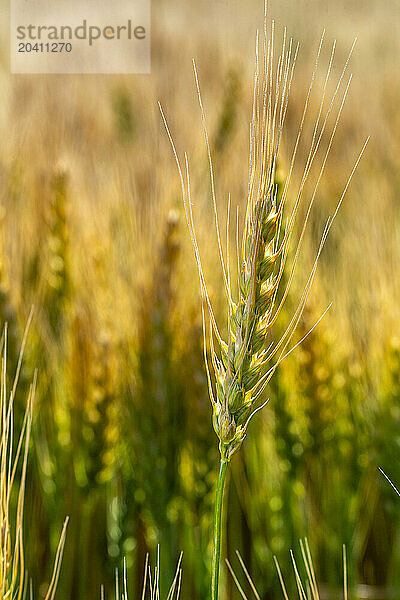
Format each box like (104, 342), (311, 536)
(0, 0), (399, 598)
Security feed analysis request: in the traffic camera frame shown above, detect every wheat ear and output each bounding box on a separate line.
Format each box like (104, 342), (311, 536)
(160, 14), (368, 599)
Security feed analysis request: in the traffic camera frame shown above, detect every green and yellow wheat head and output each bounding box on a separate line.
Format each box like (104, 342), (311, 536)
(161, 21), (368, 463)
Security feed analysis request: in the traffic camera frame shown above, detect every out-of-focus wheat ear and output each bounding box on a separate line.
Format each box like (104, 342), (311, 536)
(44, 167), (70, 338)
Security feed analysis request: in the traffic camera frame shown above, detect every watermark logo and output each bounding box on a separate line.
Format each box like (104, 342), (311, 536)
(11, 0), (150, 74)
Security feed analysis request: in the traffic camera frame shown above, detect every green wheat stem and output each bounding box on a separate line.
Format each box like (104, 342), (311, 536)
(211, 459), (228, 600)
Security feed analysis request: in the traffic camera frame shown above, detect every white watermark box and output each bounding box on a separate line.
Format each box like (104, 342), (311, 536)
(10, 0), (151, 74)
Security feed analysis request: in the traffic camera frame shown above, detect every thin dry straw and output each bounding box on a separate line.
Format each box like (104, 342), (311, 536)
(227, 544), (324, 600)
(140, 551), (182, 600)
(166, 552), (183, 600)
(378, 467), (400, 497)
(142, 553), (149, 600)
(123, 557), (128, 600)
(235, 550), (261, 600)
(290, 549), (307, 600)
(300, 539), (319, 600)
(44, 516), (69, 600)
(148, 559), (154, 599)
(176, 569), (182, 600)
(12, 376), (35, 599)
(1, 322), (35, 600)
(6, 307), (34, 497)
(156, 545), (160, 600)
(225, 558), (247, 600)
(274, 556), (290, 600)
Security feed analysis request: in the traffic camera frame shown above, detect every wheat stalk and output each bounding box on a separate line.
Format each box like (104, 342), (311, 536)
(160, 6), (368, 597)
